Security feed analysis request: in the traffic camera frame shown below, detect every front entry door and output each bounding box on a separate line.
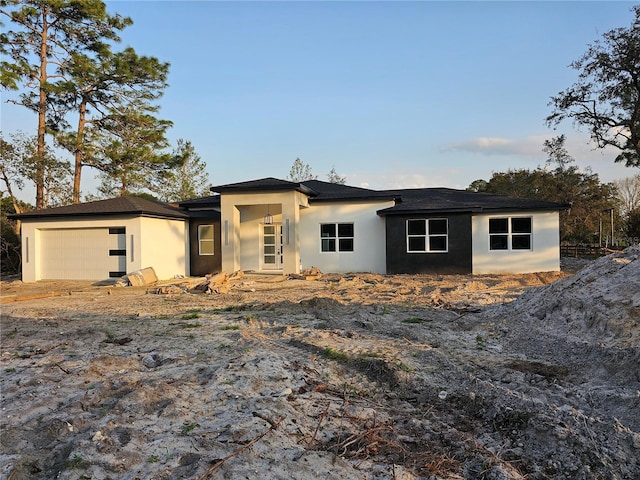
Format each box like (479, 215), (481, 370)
(262, 223), (283, 270)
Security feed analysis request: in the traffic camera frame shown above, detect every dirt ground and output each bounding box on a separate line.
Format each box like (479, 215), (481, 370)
(1, 251), (638, 480)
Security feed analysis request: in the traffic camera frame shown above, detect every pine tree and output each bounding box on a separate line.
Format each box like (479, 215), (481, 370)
(1, 0), (131, 208)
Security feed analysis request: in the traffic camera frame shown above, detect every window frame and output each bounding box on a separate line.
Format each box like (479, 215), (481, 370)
(198, 224), (215, 256)
(406, 218), (449, 253)
(488, 216), (532, 251)
(320, 222), (354, 253)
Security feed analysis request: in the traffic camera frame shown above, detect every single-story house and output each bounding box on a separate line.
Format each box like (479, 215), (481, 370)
(11, 177), (569, 282)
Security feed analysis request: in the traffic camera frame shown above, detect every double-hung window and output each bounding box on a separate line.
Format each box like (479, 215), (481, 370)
(198, 224), (215, 255)
(320, 223), (354, 252)
(406, 219), (448, 253)
(489, 217), (532, 250)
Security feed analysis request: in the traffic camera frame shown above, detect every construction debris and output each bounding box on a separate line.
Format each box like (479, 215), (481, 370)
(3, 252), (639, 479)
(117, 267), (158, 286)
(151, 285), (184, 295)
(189, 272), (230, 294)
(288, 266), (323, 281)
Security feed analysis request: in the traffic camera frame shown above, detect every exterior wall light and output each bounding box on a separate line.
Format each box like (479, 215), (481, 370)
(264, 204), (273, 225)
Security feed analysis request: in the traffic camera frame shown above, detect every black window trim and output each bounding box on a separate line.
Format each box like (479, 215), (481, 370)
(320, 222), (354, 253)
(488, 216), (532, 251)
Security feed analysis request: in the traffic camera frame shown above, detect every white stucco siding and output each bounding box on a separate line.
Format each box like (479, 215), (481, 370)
(238, 205), (268, 272)
(19, 216), (187, 282)
(138, 217), (188, 279)
(220, 190), (307, 274)
(471, 211), (561, 274)
(299, 200), (393, 274)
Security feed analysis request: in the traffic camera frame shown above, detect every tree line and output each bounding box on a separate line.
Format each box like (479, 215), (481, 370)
(0, 0), (210, 213)
(471, 5), (640, 246)
(467, 135), (640, 246)
(2, 2), (640, 275)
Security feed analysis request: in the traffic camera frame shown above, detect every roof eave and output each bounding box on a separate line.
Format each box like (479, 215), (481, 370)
(377, 205), (569, 216)
(9, 211), (188, 221)
(311, 195), (398, 203)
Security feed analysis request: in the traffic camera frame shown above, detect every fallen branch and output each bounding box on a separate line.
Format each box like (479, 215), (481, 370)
(306, 403), (331, 445)
(333, 425), (392, 456)
(403, 337), (435, 350)
(0, 291), (65, 304)
(198, 416), (285, 479)
(55, 363), (71, 374)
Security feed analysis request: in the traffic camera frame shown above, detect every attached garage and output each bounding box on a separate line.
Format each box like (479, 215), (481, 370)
(38, 227), (126, 280)
(13, 197), (189, 282)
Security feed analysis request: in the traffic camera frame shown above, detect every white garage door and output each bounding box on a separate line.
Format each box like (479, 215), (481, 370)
(40, 228), (126, 280)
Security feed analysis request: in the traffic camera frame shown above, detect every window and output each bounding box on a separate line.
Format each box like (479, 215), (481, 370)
(320, 223), (354, 252)
(198, 224), (214, 255)
(407, 219), (448, 253)
(489, 217), (532, 250)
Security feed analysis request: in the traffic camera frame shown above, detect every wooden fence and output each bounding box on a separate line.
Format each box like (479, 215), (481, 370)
(560, 245), (605, 259)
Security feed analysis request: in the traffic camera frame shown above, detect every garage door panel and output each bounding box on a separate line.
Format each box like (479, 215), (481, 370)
(40, 228), (125, 280)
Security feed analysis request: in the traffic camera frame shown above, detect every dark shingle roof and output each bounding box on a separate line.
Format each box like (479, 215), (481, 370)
(10, 196), (189, 220)
(178, 195), (221, 208)
(210, 177), (398, 202)
(377, 188), (570, 215)
(210, 177), (317, 196)
(207, 177), (568, 212)
(301, 179), (399, 202)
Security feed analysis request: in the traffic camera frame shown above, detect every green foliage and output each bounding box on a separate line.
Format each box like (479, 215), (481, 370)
(1, 131), (71, 208)
(1, 1), (178, 205)
(0, 0), (133, 208)
(129, 192), (159, 202)
(394, 359), (414, 373)
(0, 197), (22, 277)
(220, 324), (241, 331)
(467, 179), (488, 193)
(542, 134), (574, 170)
(54, 46), (170, 203)
(91, 108), (173, 197)
(67, 454), (89, 469)
(0, 133), (26, 271)
(625, 208), (640, 241)
(402, 317), (425, 324)
(287, 157), (317, 182)
(546, 6), (640, 167)
(469, 136), (617, 244)
(181, 423), (197, 434)
(327, 165), (346, 184)
(322, 347), (349, 361)
(155, 139), (210, 202)
(0, 133), (25, 194)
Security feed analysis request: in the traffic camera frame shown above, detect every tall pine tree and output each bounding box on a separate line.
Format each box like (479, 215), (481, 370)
(54, 46), (169, 203)
(1, 0), (131, 208)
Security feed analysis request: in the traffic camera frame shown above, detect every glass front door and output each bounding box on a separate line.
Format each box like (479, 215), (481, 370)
(262, 223), (283, 270)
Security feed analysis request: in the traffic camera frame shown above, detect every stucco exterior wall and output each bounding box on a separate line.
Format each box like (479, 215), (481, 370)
(471, 211), (561, 274)
(239, 205), (277, 272)
(220, 190), (308, 274)
(299, 200), (394, 274)
(138, 217), (189, 279)
(19, 216), (187, 282)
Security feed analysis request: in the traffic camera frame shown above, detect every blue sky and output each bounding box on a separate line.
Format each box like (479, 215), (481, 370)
(4, 1), (639, 200)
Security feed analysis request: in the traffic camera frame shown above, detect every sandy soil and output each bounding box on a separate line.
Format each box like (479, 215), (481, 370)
(1, 252), (638, 479)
